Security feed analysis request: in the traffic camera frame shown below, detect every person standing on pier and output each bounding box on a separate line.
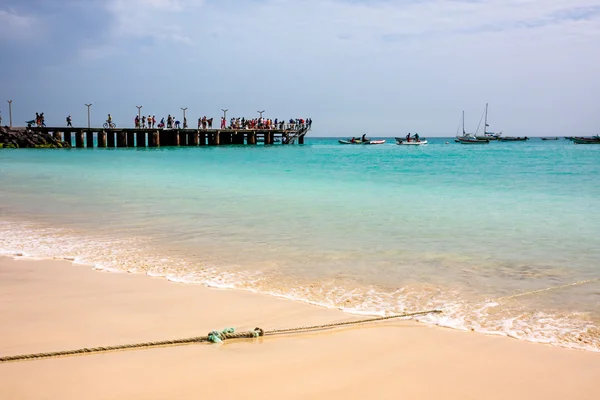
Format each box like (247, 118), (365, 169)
(175, 119), (181, 129)
(66, 115), (72, 127)
(183, 117), (187, 129)
(135, 115), (140, 128)
(142, 115), (147, 128)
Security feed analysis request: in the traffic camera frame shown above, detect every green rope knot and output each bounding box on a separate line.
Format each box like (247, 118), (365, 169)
(253, 327), (265, 338)
(207, 328), (235, 343)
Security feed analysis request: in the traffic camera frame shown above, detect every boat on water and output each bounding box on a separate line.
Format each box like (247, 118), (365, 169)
(396, 133), (427, 145)
(395, 137), (427, 145)
(572, 136), (600, 144)
(475, 104), (502, 140)
(541, 137), (559, 140)
(498, 136), (529, 142)
(455, 111), (489, 144)
(338, 139), (386, 145)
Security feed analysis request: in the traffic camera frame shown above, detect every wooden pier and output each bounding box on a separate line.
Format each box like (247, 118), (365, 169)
(31, 126), (310, 148)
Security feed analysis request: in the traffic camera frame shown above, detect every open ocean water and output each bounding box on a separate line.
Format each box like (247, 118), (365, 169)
(1, 137), (599, 351)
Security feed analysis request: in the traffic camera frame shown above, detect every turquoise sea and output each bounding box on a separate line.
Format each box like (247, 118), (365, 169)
(1, 137), (599, 351)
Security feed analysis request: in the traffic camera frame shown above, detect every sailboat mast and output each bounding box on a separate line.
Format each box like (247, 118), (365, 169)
(484, 103), (488, 135)
(462, 111), (465, 135)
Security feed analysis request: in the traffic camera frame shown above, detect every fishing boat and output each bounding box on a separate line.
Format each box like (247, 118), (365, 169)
(395, 137), (427, 145)
(338, 139), (363, 144)
(476, 103), (502, 140)
(572, 136), (600, 144)
(498, 136), (529, 142)
(456, 111), (489, 144)
(541, 137), (559, 140)
(338, 139), (385, 145)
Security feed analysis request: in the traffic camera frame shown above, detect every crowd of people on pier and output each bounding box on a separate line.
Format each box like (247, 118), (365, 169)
(131, 114), (311, 131)
(221, 117), (311, 131)
(25, 112), (312, 131)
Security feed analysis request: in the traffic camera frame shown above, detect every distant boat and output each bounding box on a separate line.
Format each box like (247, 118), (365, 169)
(541, 137), (559, 140)
(476, 103), (502, 140)
(338, 138), (386, 145)
(456, 111), (489, 144)
(572, 136), (600, 144)
(395, 137), (428, 145)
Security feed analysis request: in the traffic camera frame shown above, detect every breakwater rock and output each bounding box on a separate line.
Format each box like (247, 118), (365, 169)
(0, 126), (71, 148)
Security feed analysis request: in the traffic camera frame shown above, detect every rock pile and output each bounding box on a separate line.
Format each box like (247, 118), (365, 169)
(0, 126), (71, 148)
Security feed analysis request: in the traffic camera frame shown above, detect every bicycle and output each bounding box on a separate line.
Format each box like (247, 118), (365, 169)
(103, 121), (116, 129)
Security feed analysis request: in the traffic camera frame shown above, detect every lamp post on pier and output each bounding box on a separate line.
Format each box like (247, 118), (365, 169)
(7, 100), (13, 128)
(221, 108), (228, 121)
(181, 107), (188, 128)
(257, 110), (265, 119)
(136, 105), (143, 128)
(84, 103), (92, 129)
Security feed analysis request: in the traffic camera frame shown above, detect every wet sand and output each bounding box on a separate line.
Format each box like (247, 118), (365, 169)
(0, 256), (598, 400)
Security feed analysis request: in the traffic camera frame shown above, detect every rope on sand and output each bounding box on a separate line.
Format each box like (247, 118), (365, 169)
(0, 309), (442, 363)
(491, 278), (599, 303)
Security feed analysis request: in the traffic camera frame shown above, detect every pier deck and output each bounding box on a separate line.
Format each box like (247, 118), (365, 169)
(29, 126), (310, 147)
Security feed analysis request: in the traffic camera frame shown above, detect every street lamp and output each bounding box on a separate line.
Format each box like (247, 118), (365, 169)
(7, 100), (13, 128)
(257, 110), (265, 119)
(181, 107), (188, 128)
(85, 103), (92, 129)
(221, 108), (228, 121)
(136, 105), (143, 128)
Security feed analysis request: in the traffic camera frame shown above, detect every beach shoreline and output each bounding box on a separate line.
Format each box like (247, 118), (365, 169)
(1, 255), (598, 399)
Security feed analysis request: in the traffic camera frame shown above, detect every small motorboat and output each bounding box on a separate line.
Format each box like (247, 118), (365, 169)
(339, 139), (364, 144)
(339, 139), (385, 145)
(457, 136), (489, 144)
(396, 138), (427, 145)
(572, 136), (600, 144)
(541, 137), (559, 140)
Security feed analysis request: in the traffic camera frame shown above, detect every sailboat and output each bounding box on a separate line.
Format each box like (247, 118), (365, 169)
(456, 111), (489, 144)
(476, 103), (502, 140)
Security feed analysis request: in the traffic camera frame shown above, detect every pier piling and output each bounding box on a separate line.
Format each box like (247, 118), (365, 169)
(136, 131), (146, 147)
(107, 131), (115, 148)
(86, 131), (94, 148)
(149, 131), (159, 147)
(127, 131), (135, 148)
(98, 131), (107, 147)
(63, 132), (72, 147)
(116, 132), (127, 147)
(247, 131), (256, 145)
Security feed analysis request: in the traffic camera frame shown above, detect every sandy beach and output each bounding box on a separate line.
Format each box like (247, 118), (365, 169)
(0, 256), (598, 400)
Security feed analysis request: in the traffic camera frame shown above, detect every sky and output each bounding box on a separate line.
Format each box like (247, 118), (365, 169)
(0, 0), (599, 136)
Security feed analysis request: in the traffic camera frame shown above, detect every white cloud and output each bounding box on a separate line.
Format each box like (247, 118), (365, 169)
(105, 0), (200, 44)
(0, 9), (36, 39)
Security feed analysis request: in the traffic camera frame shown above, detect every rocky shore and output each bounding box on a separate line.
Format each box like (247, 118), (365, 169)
(0, 126), (71, 148)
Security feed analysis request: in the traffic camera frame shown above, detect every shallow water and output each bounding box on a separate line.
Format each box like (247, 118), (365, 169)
(1, 137), (599, 351)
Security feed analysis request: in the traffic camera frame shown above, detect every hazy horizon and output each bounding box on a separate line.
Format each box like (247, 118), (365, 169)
(1, 0), (599, 137)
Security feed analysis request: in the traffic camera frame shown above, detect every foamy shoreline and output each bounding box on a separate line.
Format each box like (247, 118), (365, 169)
(1, 237), (598, 353)
(1, 256), (599, 399)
